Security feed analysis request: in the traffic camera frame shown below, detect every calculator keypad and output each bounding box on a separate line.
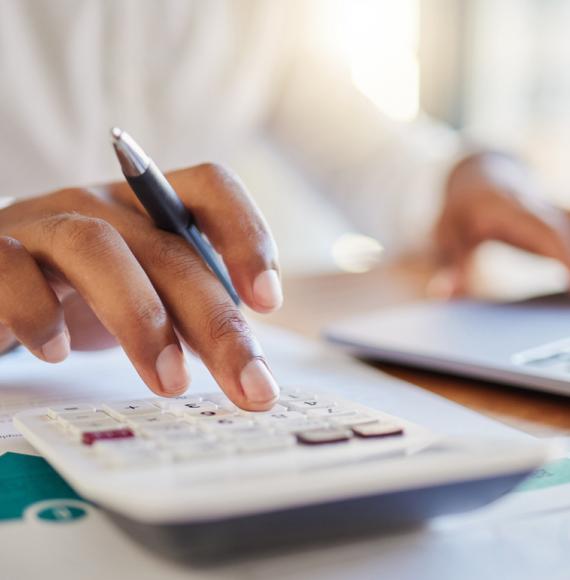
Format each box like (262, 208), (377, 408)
(45, 389), (406, 468)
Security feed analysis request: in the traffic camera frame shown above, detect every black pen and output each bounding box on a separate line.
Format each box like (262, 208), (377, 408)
(110, 128), (240, 305)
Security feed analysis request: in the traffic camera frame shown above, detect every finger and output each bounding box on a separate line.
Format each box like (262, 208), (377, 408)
(170, 164), (282, 312)
(492, 207), (570, 271)
(114, 164), (283, 312)
(16, 215), (190, 396)
(427, 252), (472, 299)
(431, 217), (474, 298)
(447, 258), (471, 298)
(62, 292), (118, 351)
(0, 236), (69, 362)
(126, 227), (279, 410)
(0, 324), (17, 354)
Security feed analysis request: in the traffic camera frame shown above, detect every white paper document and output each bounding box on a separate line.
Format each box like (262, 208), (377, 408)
(1, 322), (569, 580)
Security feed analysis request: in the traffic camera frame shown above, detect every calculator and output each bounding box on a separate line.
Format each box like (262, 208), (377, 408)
(14, 387), (549, 561)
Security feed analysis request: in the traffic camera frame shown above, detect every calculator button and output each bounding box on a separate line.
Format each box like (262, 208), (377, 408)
(137, 422), (195, 438)
(256, 410), (306, 423)
(304, 407), (352, 417)
(216, 426), (272, 441)
(102, 402), (158, 419)
(238, 404), (289, 416)
(82, 427), (135, 446)
(153, 395), (203, 410)
(235, 434), (296, 454)
(125, 414), (178, 427)
(167, 401), (220, 416)
(297, 427), (352, 445)
(264, 416), (308, 430)
(66, 417), (120, 432)
(330, 413), (378, 427)
(279, 390), (318, 402)
(55, 410), (107, 424)
(154, 430), (209, 445)
(47, 404), (97, 419)
(285, 399), (338, 413)
(351, 422), (404, 439)
(199, 416), (255, 431)
(93, 438), (155, 454)
(183, 411), (236, 423)
(169, 441), (228, 462)
(99, 447), (165, 468)
(273, 418), (330, 434)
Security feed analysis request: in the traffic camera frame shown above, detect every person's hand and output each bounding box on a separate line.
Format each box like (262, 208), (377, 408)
(433, 152), (570, 296)
(0, 164), (283, 410)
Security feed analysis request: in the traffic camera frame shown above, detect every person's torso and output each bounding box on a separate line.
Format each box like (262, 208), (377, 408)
(0, 0), (287, 197)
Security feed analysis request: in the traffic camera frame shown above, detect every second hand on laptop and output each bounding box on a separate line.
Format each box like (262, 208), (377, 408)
(110, 127), (240, 306)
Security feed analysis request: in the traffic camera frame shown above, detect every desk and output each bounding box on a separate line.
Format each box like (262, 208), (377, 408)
(259, 258), (570, 437)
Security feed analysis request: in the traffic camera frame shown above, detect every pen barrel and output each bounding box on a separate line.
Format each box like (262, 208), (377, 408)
(126, 162), (192, 234)
(124, 161), (241, 306)
(183, 225), (241, 306)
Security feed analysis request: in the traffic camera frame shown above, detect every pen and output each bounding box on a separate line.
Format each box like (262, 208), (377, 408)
(110, 127), (240, 306)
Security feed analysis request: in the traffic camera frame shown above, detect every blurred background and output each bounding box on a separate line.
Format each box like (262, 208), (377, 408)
(316, 0), (570, 201)
(252, 0), (570, 295)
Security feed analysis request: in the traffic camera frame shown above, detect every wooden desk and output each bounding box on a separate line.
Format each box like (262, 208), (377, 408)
(257, 258), (570, 437)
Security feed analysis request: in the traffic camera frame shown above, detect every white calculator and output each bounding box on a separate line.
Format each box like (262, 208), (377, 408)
(14, 387), (549, 561)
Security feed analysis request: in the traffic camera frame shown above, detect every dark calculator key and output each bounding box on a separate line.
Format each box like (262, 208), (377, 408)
(82, 427), (135, 446)
(297, 427), (352, 445)
(351, 422), (404, 439)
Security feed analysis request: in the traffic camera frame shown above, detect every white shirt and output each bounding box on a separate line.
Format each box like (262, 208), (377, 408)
(0, 0), (460, 273)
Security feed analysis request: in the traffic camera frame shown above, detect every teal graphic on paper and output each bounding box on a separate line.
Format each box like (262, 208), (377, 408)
(36, 504), (87, 522)
(516, 458), (570, 492)
(0, 452), (83, 521)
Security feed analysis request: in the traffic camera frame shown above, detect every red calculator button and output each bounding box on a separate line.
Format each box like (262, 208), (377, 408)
(82, 428), (134, 446)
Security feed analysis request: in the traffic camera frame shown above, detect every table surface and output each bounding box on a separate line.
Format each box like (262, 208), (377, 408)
(257, 258), (570, 437)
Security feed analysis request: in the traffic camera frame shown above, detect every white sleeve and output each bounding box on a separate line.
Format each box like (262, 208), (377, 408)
(264, 10), (462, 256)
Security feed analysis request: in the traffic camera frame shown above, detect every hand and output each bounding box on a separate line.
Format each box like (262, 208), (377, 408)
(0, 164), (283, 410)
(433, 152), (570, 296)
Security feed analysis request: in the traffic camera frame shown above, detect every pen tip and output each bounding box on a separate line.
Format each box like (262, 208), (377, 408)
(110, 127), (123, 141)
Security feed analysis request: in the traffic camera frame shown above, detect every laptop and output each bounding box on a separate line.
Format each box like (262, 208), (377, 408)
(325, 293), (570, 397)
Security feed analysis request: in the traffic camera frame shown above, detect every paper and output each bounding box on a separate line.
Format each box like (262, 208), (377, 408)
(0, 321), (566, 580)
(0, 452), (82, 521)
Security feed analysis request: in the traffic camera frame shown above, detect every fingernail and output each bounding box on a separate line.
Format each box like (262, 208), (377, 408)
(240, 359), (279, 403)
(253, 269), (283, 310)
(156, 344), (190, 394)
(41, 331), (70, 363)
